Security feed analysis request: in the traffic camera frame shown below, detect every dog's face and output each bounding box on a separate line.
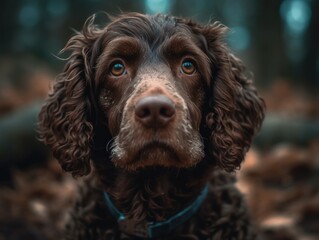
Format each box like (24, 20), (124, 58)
(96, 18), (213, 170)
(39, 13), (265, 176)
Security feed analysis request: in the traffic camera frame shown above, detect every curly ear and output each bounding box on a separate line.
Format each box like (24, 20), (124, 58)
(202, 23), (265, 172)
(38, 16), (101, 177)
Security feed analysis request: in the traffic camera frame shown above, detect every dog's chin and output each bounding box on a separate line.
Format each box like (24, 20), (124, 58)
(113, 143), (200, 171)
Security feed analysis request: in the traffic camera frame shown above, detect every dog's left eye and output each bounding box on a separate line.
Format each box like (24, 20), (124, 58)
(180, 60), (196, 75)
(110, 61), (127, 77)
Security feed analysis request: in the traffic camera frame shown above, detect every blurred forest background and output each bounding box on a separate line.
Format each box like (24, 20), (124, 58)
(0, 0), (318, 239)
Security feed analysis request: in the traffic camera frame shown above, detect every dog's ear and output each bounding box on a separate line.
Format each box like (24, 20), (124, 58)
(38, 16), (102, 177)
(201, 23), (265, 171)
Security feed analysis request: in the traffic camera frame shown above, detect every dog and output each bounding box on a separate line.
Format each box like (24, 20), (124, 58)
(39, 12), (265, 239)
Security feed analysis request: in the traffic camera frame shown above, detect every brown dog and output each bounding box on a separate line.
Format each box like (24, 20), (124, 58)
(39, 13), (265, 239)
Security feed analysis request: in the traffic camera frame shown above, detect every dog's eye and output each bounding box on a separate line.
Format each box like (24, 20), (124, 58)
(110, 61), (127, 77)
(180, 60), (196, 75)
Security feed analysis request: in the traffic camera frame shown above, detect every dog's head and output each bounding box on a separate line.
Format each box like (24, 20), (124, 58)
(39, 13), (265, 177)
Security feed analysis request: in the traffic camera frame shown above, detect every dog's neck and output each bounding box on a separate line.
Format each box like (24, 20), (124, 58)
(96, 162), (212, 223)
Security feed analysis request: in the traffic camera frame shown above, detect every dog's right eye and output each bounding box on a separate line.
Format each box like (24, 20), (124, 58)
(180, 59), (196, 75)
(110, 61), (127, 77)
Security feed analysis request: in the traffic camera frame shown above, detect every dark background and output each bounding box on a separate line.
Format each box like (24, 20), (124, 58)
(1, 0), (319, 90)
(0, 1), (318, 240)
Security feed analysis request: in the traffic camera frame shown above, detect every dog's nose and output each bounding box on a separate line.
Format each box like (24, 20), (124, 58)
(135, 95), (176, 128)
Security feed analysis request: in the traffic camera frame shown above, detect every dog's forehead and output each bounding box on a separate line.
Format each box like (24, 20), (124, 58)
(104, 19), (204, 63)
(105, 14), (193, 48)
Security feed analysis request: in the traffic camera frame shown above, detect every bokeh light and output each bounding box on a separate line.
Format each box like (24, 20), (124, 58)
(280, 0), (312, 64)
(280, 0), (312, 35)
(18, 3), (40, 28)
(145, 0), (172, 14)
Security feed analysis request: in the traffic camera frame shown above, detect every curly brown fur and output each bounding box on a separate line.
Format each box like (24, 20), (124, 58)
(39, 12), (265, 239)
(65, 172), (255, 240)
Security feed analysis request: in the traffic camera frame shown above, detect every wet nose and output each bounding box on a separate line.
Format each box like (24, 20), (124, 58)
(135, 95), (176, 128)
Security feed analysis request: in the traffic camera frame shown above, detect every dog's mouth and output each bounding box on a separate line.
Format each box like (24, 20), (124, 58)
(133, 141), (180, 163)
(113, 139), (189, 170)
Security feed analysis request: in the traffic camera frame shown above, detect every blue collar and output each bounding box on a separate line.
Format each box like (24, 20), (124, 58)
(103, 184), (209, 238)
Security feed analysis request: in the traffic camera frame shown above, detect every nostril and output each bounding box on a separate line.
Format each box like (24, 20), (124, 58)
(143, 108), (151, 117)
(137, 107), (151, 118)
(160, 105), (175, 118)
